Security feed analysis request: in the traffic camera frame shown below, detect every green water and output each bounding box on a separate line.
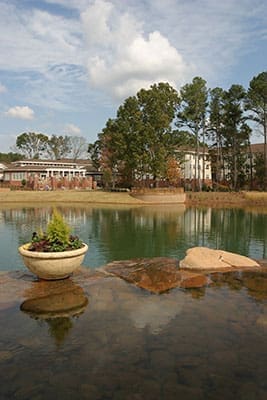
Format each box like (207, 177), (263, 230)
(0, 205), (266, 271)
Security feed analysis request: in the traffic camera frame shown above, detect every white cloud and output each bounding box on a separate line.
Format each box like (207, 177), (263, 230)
(5, 106), (35, 120)
(141, 0), (267, 85)
(129, 295), (185, 334)
(0, 82), (6, 93)
(64, 123), (81, 135)
(81, 0), (114, 46)
(0, 3), (83, 72)
(0, 0), (266, 113)
(82, 0), (267, 94)
(82, 0), (191, 99)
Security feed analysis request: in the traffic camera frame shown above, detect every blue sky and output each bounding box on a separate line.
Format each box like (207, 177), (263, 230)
(0, 0), (266, 152)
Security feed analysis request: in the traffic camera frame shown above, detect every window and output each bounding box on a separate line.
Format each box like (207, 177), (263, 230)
(11, 172), (26, 180)
(4, 173), (10, 181)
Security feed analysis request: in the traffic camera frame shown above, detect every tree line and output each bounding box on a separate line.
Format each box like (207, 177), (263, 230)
(88, 72), (267, 191)
(2, 133), (88, 161)
(1, 71), (266, 191)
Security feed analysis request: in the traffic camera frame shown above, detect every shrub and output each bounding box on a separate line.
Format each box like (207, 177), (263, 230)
(47, 208), (71, 249)
(29, 208), (83, 252)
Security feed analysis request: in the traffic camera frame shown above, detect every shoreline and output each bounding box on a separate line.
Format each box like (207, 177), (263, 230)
(0, 189), (267, 207)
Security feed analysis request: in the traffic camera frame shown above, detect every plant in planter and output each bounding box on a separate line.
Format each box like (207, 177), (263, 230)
(19, 208), (88, 280)
(29, 209), (83, 252)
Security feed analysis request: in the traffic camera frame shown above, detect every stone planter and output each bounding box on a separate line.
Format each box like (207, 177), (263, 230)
(18, 243), (88, 280)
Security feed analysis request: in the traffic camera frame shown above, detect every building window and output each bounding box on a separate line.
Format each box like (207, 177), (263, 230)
(11, 172), (26, 180)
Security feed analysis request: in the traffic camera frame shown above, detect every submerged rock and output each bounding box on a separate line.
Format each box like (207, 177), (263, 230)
(180, 247), (260, 271)
(102, 257), (209, 293)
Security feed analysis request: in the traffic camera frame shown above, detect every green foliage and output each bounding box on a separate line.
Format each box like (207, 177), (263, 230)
(15, 132), (76, 160)
(46, 135), (71, 160)
(245, 71), (267, 190)
(16, 132), (49, 159)
(221, 85), (251, 190)
(209, 87), (225, 184)
(47, 209), (71, 249)
(0, 152), (24, 162)
(88, 141), (101, 170)
(95, 82), (180, 187)
(176, 76), (208, 191)
(47, 317), (73, 347)
(29, 209), (83, 252)
(253, 152), (265, 188)
(173, 130), (196, 147)
(245, 71), (267, 126)
(176, 77), (208, 134)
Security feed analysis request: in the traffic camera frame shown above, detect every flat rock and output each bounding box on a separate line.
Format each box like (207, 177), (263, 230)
(179, 270), (210, 288)
(102, 257), (209, 293)
(180, 247), (260, 271)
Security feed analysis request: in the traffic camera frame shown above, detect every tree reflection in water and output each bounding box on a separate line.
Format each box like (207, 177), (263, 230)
(0, 205), (266, 271)
(20, 280), (88, 347)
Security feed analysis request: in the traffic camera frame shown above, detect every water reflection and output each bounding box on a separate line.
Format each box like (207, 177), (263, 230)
(0, 270), (267, 399)
(0, 204), (266, 271)
(210, 269), (267, 302)
(20, 280), (88, 346)
(127, 293), (185, 334)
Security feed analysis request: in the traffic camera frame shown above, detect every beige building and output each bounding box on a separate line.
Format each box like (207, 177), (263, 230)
(1, 159), (100, 189)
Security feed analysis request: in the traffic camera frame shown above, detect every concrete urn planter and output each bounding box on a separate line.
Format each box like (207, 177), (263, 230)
(19, 243), (88, 280)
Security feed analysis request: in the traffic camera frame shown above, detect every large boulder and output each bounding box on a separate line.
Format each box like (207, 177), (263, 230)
(180, 247), (260, 271)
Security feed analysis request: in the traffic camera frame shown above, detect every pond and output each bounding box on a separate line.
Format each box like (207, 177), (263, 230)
(1, 268), (267, 400)
(0, 204), (266, 400)
(0, 204), (266, 271)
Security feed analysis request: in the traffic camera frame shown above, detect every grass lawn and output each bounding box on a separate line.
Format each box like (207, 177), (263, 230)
(0, 189), (267, 206)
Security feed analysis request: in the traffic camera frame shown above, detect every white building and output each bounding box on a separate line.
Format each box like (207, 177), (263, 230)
(0, 162), (8, 181)
(176, 147), (212, 188)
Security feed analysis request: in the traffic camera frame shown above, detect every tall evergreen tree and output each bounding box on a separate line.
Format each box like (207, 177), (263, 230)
(209, 87), (225, 184)
(175, 77), (208, 190)
(137, 82), (180, 185)
(245, 71), (267, 190)
(222, 85), (251, 190)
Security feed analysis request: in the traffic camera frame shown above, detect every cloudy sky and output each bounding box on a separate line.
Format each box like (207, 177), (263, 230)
(0, 0), (266, 152)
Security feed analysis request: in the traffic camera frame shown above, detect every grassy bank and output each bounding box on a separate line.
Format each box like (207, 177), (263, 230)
(0, 189), (144, 205)
(0, 189), (267, 206)
(186, 191), (267, 207)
